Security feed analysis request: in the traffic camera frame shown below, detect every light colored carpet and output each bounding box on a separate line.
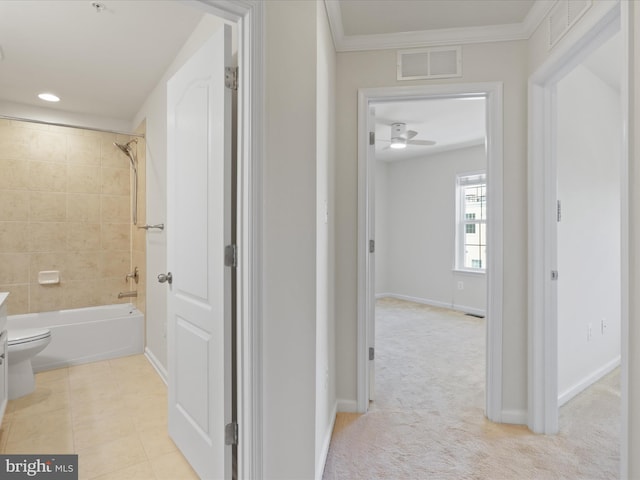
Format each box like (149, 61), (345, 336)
(323, 297), (620, 480)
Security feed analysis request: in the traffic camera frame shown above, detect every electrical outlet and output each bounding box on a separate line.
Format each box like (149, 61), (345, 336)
(588, 323), (592, 341)
(457, 281), (464, 290)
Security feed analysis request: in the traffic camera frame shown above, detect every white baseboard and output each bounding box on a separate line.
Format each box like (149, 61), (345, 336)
(316, 401), (338, 480)
(379, 293), (486, 317)
(500, 409), (528, 425)
(336, 398), (358, 413)
(144, 347), (168, 385)
(558, 356), (621, 406)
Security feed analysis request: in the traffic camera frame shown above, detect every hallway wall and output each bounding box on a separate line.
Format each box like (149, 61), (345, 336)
(335, 40), (528, 416)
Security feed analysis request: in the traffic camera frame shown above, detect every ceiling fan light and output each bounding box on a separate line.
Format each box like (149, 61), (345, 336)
(390, 137), (406, 149)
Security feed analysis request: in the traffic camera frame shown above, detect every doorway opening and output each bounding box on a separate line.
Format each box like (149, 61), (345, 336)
(357, 83), (504, 422)
(370, 96), (487, 409)
(527, 3), (626, 447)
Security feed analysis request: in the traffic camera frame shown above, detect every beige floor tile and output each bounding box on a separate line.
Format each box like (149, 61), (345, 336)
(10, 385), (71, 419)
(150, 451), (200, 480)
(74, 414), (136, 453)
(5, 409), (73, 454)
(78, 433), (147, 479)
(36, 367), (69, 386)
(137, 425), (178, 460)
(7, 407), (72, 444)
(91, 461), (157, 480)
(68, 361), (114, 382)
(70, 394), (129, 423)
(0, 355), (195, 477)
(0, 421), (11, 452)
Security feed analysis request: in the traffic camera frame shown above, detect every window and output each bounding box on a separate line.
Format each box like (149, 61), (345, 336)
(456, 172), (486, 271)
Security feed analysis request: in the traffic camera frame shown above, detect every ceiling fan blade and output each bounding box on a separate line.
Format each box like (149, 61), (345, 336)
(406, 130), (418, 140)
(407, 139), (436, 146)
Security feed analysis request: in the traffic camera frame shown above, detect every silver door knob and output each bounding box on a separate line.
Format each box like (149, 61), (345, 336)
(158, 272), (173, 285)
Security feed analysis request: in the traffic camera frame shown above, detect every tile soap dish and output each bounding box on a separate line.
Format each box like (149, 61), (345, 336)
(38, 270), (60, 285)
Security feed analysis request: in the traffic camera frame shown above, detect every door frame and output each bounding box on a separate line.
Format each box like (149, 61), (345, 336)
(357, 82), (504, 422)
(191, 1), (264, 478)
(527, 0), (627, 464)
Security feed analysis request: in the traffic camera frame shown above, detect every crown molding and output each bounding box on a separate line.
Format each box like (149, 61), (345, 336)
(325, 0), (557, 52)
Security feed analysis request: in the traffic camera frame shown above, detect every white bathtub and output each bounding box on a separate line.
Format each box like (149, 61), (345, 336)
(7, 303), (144, 372)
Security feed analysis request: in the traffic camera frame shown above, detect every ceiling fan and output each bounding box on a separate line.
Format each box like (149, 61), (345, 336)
(377, 122), (436, 150)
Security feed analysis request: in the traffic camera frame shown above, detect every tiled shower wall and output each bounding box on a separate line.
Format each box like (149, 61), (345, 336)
(0, 119), (145, 315)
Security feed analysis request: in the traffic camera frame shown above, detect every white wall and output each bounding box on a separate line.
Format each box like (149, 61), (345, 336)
(132, 14), (224, 374)
(315, 1), (337, 478)
(556, 64), (621, 404)
(336, 41), (528, 415)
(263, 1), (337, 478)
(376, 146), (486, 315)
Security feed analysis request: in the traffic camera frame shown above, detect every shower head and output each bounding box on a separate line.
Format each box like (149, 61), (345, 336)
(113, 139), (138, 172)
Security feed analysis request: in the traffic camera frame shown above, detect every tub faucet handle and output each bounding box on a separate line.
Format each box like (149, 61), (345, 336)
(125, 267), (139, 284)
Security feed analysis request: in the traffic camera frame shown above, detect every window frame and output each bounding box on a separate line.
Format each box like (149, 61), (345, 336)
(455, 171), (487, 273)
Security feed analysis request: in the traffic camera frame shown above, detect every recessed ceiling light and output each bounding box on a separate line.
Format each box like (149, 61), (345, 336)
(38, 93), (60, 102)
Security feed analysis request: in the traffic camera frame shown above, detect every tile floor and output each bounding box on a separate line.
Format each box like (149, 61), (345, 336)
(0, 354), (199, 480)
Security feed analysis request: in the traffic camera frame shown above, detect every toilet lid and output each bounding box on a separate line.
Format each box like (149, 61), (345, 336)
(8, 328), (51, 346)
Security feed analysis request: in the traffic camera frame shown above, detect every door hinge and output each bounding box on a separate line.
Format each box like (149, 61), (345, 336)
(369, 347), (375, 360)
(551, 270), (559, 281)
(369, 131), (375, 146)
(225, 66), (238, 91)
(225, 422), (238, 445)
(557, 200), (562, 222)
(369, 239), (375, 253)
(225, 244), (237, 268)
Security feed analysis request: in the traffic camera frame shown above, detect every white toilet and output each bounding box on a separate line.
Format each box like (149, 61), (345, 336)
(8, 328), (52, 400)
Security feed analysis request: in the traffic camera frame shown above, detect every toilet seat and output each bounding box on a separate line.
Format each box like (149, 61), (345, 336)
(9, 328), (51, 346)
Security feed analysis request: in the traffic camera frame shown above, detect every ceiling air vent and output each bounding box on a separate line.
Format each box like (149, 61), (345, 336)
(548, 0), (592, 49)
(397, 46), (462, 81)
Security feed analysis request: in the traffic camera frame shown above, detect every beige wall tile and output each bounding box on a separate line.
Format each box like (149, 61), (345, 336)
(102, 277), (130, 305)
(63, 279), (102, 309)
(99, 250), (129, 278)
(0, 160), (29, 190)
(100, 135), (127, 168)
(0, 190), (29, 221)
(67, 223), (101, 251)
(0, 222), (28, 252)
(30, 252), (67, 283)
(66, 165), (100, 194)
(27, 161), (67, 192)
(101, 167), (130, 195)
(0, 253), (29, 284)
(0, 126), (31, 159)
(67, 134), (100, 166)
(101, 223), (130, 251)
(29, 283), (64, 313)
(65, 251), (100, 281)
(30, 131), (67, 163)
(29, 192), (66, 222)
(66, 194), (100, 223)
(28, 222), (67, 252)
(0, 284), (28, 314)
(101, 195), (130, 223)
(132, 221), (147, 251)
(0, 124), (144, 314)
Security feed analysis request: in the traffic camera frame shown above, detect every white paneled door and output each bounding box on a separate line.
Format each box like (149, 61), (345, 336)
(166, 24), (233, 480)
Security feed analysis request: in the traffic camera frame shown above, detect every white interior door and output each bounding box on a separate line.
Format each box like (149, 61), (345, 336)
(166, 24), (233, 480)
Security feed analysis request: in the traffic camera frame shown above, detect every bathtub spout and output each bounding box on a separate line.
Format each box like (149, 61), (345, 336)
(118, 291), (138, 299)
